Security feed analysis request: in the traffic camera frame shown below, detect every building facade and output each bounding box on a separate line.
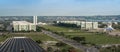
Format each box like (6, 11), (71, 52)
(57, 21), (98, 29)
(12, 16), (38, 31)
(12, 21), (36, 31)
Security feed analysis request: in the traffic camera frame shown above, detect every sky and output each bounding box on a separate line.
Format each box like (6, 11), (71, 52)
(0, 0), (120, 16)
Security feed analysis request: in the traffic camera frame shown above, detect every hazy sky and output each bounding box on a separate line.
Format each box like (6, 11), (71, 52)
(0, 0), (120, 16)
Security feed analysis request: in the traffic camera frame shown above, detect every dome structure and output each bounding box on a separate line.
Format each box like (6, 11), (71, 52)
(104, 23), (114, 32)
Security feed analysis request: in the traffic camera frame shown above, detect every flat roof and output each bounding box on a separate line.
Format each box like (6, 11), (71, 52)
(0, 37), (45, 52)
(12, 21), (35, 25)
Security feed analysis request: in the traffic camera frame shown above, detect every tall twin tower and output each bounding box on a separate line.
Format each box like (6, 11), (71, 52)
(33, 16), (37, 25)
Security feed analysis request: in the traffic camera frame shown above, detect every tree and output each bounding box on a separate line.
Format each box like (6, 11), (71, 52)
(71, 37), (85, 43)
(112, 24), (120, 29)
(62, 49), (68, 52)
(35, 40), (42, 44)
(56, 42), (66, 47)
(68, 47), (76, 52)
(60, 32), (64, 36)
(55, 23), (80, 28)
(36, 26), (42, 32)
(98, 24), (107, 28)
(53, 21), (57, 24)
(47, 47), (54, 52)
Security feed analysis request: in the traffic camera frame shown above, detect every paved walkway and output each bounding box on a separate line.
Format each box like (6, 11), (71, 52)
(42, 30), (99, 52)
(109, 32), (120, 36)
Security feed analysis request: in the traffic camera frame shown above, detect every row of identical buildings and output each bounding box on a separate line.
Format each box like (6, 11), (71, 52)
(56, 21), (98, 29)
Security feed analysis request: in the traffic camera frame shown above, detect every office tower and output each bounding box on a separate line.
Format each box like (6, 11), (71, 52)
(33, 16), (37, 25)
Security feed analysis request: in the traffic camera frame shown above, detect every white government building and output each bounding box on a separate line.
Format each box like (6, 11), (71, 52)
(12, 16), (37, 31)
(57, 21), (98, 29)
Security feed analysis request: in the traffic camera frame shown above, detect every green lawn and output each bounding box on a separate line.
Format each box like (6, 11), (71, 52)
(0, 32), (82, 52)
(0, 36), (8, 42)
(0, 33), (56, 42)
(41, 25), (82, 32)
(41, 25), (120, 45)
(67, 33), (120, 45)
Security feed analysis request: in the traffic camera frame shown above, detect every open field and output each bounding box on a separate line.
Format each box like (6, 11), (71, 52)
(0, 33), (56, 42)
(41, 25), (120, 45)
(41, 25), (82, 32)
(0, 32), (82, 52)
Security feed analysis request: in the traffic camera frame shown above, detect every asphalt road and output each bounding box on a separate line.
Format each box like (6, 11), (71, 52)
(42, 30), (99, 52)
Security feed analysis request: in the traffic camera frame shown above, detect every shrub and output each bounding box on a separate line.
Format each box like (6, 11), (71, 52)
(47, 47), (53, 52)
(35, 40), (42, 44)
(71, 36), (85, 42)
(68, 47), (76, 52)
(56, 42), (66, 47)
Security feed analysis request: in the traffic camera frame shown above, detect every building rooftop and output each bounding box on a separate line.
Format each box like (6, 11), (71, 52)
(12, 21), (34, 25)
(0, 37), (45, 52)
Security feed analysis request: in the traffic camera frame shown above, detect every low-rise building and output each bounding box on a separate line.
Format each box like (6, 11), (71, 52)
(12, 21), (36, 31)
(12, 16), (37, 31)
(57, 21), (98, 29)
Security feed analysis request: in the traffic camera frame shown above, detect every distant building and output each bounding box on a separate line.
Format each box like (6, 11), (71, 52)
(85, 22), (98, 29)
(37, 22), (47, 25)
(102, 22), (118, 25)
(57, 21), (98, 29)
(12, 16), (37, 31)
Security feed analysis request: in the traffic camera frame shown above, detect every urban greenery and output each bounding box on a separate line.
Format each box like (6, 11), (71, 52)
(54, 23), (81, 28)
(100, 45), (120, 52)
(0, 32), (82, 52)
(41, 25), (120, 45)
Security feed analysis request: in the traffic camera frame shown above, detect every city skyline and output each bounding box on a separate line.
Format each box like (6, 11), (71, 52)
(0, 0), (120, 16)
